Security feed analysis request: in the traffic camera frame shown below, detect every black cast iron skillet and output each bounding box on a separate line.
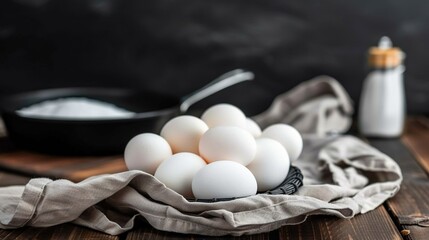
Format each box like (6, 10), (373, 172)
(0, 69), (254, 156)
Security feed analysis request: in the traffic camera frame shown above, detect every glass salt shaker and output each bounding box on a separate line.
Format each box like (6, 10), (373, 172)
(358, 36), (406, 137)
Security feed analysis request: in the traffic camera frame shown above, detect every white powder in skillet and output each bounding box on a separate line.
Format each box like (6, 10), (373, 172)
(17, 97), (135, 119)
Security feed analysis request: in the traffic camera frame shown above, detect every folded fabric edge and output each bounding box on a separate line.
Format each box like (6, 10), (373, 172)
(2, 178), (52, 228)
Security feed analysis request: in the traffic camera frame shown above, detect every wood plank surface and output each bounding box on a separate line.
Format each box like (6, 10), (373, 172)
(278, 206), (401, 240)
(402, 117), (429, 175)
(402, 226), (427, 240)
(126, 230), (272, 240)
(0, 225), (119, 240)
(0, 151), (127, 182)
(366, 117), (429, 240)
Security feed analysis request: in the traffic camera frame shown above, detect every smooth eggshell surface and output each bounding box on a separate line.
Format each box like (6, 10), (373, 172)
(154, 152), (207, 198)
(199, 126), (256, 166)
(246, 118), (262, 137)
(246, 138), (290, 192)
(201, 104), (247, 128)
(192, 160), (257, 199)
(261, 124), (303, 161)
(160, 115), (208, 154)
(124, 133), (172, 174)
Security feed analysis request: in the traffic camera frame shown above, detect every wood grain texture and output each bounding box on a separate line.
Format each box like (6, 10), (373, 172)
(367, 118), (429, 240)
(277, 206), (401, 240)
(402, 117), (429, 176)
(402, 226), (427, 240)
(0, 151), (127, 182)
(0, 224), (119, 240)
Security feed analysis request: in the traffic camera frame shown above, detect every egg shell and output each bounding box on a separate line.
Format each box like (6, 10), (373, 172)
(246, 138), (290, 192)
(201, 103), (247, 128)
(160, 115), (208, 154)
(246, 118), (262, 137)
(199, 126), (257, 166)
(124, 133), (172, 174)
(192, 160), (257, 199)
(261, 124), (303, 161)
(154, 152), (207, 198)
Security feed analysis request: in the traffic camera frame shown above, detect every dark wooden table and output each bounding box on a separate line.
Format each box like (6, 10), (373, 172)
(1, 117), (429, 240)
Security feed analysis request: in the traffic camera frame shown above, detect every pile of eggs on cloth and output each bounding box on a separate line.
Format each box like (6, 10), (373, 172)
(124, 104), (303, 200)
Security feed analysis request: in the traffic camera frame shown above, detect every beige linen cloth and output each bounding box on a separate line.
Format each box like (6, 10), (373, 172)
(0, 76), (402, 236)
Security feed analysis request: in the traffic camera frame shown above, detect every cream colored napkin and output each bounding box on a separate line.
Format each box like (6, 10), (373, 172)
(0, 77), (402, 236)
(253, 75), (354, 136)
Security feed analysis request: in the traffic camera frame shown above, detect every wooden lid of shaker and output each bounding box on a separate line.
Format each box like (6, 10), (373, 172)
(368, 36), (404, 68)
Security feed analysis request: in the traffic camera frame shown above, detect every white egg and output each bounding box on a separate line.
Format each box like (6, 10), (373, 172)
(124, 133), (172, 174)
(192, 160), (257, 199)
(154, 152), (207, 198)
(246, 118), (262, 137)
(201, 103), (247, 128)
(246, 138), (290, 192)
(199, 126), (256, 166)
(261, 124), (303, 161)
(160, 115), (208, 154)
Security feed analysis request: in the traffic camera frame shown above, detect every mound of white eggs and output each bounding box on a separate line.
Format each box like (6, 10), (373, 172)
(124, 103), (303, 199)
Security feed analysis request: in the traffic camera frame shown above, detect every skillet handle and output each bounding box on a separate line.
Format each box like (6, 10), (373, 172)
(179, 69), (254, 113)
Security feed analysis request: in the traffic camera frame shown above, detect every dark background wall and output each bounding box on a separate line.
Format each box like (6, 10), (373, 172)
(1, 0), (428, 116)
